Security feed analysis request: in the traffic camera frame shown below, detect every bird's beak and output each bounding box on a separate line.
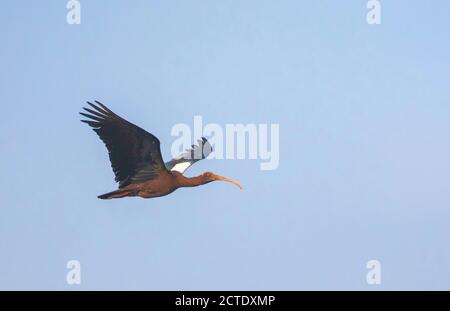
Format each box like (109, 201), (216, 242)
(211, 174), (243, 189)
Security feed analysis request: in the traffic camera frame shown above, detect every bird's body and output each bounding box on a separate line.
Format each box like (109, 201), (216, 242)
(80, 101), (241, 199)
(125, 171), (180, 198)
(101, 171), (204, 199)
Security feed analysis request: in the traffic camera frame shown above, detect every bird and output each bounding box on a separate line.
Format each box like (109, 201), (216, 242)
(80, 101), (242, 199)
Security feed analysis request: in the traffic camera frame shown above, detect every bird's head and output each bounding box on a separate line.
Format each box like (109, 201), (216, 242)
(201, 172), (242, 189)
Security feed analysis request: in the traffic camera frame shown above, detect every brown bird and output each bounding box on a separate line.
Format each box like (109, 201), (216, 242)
(80, 101), (242, 199)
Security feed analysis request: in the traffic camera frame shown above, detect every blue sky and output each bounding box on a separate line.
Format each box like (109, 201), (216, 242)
(1, 0), (450, 290)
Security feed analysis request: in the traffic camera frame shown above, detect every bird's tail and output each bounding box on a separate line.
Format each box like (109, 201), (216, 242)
(98, 189), (131, 200)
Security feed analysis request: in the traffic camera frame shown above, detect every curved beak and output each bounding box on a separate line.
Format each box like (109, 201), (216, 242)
(211, 174), (243, 189)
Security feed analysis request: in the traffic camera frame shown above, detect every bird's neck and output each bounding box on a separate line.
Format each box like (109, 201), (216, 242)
(174, 173), (206, 188)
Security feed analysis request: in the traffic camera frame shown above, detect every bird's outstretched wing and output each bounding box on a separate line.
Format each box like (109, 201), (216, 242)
(165, 137), (213, 174)
(80, 101), (168, 188)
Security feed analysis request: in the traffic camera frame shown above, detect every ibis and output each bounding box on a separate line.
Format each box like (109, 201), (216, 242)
(80, 101), (242, 199)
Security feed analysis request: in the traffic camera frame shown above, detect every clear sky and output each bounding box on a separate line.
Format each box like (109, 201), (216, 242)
(1, 0), (450, 290)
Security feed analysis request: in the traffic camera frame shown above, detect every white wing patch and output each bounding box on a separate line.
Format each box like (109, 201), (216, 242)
(170, 162), (192, 174)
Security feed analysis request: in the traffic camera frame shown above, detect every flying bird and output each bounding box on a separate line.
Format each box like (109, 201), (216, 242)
(80, 101), (242, 199)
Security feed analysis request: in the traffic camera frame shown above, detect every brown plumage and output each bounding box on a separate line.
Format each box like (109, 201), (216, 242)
(80, 101), (242, 199)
